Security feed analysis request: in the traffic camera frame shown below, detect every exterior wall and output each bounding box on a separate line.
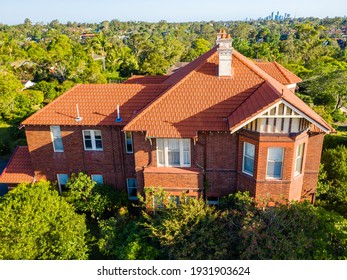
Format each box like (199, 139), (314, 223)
(133, 131), (238, 197)
(237, 130), (310, 203)
(25, 125), (135, 192)
(301, 133), (325, 202)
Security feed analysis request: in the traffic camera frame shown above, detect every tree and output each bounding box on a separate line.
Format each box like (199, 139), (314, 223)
(144, 195), (231, 260)
(0, 181), (88, 260)
(237, 201), (347, 260)
(64, 172), (127, 219)
(0, 71), (22, 121)
(316, 146), (347, 216)
(98, 209), (159, 260)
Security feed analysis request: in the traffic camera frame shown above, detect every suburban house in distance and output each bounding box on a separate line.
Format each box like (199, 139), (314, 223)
(0, 30), (334, 204)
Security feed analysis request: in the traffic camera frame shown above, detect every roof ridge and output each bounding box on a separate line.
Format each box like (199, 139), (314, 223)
(124, 47), (218, 132)
(22, 84), (83, 125)
(273, 61), (293, 84)
(226, 81), (267, 119)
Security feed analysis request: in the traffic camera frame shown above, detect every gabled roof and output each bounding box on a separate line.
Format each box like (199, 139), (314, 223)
(0, 146), (34, 184)
(22, 84), (169, 126)
(125, 48), (333, 137)
(255, 61), (302, 85)
(123, 75), (170, 84)
(21, 43), (333, 136)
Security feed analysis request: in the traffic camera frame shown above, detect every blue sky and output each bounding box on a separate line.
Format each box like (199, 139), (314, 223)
(1, 0), (346, 25)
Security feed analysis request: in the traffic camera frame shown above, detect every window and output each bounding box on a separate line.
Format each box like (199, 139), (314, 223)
(242, 142), (255, 176)
(91, 174), (103, 184)
(57, 174), (68, 194)
(294, 143), (305, 176)
(83, 130), (103, 151)
(266, 147), (284, 179)
(156, 138), (191, 167)
(127, 178), (138, 200)
(169, 195), (180, 206)
(207, 197), (219, 206)
(125, 132), (133, 153)
(50, 126), (64, 152)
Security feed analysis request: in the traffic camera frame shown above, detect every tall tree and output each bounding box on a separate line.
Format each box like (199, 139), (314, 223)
(0, 181), (89, 260)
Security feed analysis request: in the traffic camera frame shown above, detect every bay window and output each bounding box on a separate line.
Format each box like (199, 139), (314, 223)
(266, 147), (284, 179)
(242, 142), (255, 176)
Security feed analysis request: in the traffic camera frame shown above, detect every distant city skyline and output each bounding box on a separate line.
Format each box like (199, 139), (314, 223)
(0, 0), (346, 25)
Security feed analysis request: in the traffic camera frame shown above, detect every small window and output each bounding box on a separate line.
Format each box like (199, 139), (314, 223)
(156, 138), (191, 167)
(266, 147), (284, 179)
(57, 174), (68, 194)
(242, 142), (255, 176)
(91, 174), (103, 184)
(125, 132), (133, 153)
(169, 195), (180, 206)
(50, 126), (64, 152)
(294, 143), (305, 176)
(83, 130), (103, 151)
(207, 197), (219, 206)
(127, 178), (138, 200)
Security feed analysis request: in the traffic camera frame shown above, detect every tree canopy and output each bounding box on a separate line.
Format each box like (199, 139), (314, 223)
(0, 181), (89, 260)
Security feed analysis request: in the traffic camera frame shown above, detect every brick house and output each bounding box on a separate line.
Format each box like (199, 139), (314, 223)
(0, 31), (333, 204)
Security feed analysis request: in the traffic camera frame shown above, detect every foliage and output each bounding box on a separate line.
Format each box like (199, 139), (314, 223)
(316, 146), (347, 216)
(0, 181), (88, 259)
(64, 172), (128, 219)
(98, 208), (159, 260)
(237, 201), (347, 260)
(144, 195), (232, 260)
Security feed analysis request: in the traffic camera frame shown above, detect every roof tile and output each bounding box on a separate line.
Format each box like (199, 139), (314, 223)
(0, 146), (34, 184)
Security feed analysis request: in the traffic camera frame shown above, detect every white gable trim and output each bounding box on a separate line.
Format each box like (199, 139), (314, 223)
(281, 100), (330, 133)
(230, 100), (330, 134)
(230, 100), (282, 133)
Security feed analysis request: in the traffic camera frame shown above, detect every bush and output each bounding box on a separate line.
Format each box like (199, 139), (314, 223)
(0, 181), (88, 259)
(64, 172), (128, 219)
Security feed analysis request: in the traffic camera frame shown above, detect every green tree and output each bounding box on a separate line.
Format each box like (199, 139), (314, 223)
(0, 181), (88, 260)
(98, 208), (159, 260)
(144, 195), (231, 260)
(64, 172), (126, 219)
(317, 146), (347, 216)
(238, 201), (347, 260)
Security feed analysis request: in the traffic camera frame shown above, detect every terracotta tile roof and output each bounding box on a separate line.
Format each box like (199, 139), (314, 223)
(125, 48), (333, 137)
(255, 61), (302, 85)
(228, 52), (333, 133)
(0, 146), (34, 184)
(21, 44), (333, 136)
(125, 49), (265, 138)
(22, 84), (169, 126)
(123, 75), (170, 84)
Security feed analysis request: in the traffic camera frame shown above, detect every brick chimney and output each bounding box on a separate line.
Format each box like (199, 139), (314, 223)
(216, 30), (233, 77)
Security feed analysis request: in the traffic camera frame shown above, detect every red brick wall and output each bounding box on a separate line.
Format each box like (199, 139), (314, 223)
(302, 133), (324, 201)
(25, 125), (135, 191)
(237, 130), (314, 203)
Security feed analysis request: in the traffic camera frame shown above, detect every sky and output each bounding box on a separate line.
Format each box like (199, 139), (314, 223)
(0, 0), (346, 25)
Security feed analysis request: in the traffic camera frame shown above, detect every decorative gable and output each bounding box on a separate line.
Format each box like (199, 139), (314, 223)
(243, 101), (310, 133)
(234, 100), (330, 134)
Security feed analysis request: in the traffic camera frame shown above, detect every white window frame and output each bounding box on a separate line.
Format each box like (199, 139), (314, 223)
(156, 138), (191, 167)
(50, 125), (64, 152)
(127, 178), (138, 200)
(82, 130), (103, 151)
(91, 174), (103, 184)
(125, 131), (133, 153)
(242, 142), (255, 176)
(266, 147), (284, 179)
(294, 143), (305, 176)
(57, 173), (68, 194)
